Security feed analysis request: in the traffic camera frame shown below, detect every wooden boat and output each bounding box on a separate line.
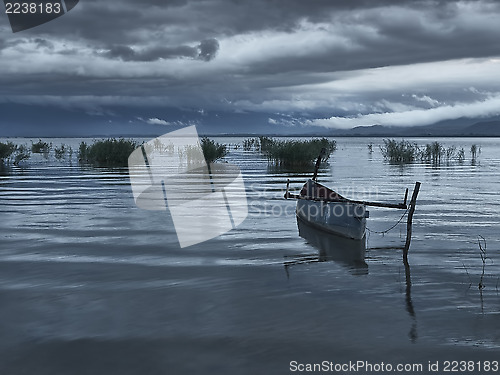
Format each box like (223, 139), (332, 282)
(294, 179), (369, 239)
(285, 148), (408, 240)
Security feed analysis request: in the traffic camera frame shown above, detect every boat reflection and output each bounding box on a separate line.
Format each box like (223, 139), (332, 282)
(285, 218), (368, 276)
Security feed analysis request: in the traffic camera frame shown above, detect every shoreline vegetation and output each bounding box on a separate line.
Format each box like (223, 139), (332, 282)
(78, 139), (138, 167)
(380, 139), (480, 165)
(200, 137), (228, 163)
(243, 136), (337, 167)
(1, 137), (481, 169)
(78, 137), (230, 167)
(0, 141), (30, 166)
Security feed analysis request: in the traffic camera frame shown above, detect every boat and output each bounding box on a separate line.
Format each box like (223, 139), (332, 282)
(284, 148), (408, 240)
(294, 178), (369, 240)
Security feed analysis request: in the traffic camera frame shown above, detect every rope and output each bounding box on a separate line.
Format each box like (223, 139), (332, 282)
(367, 207), (409, 235)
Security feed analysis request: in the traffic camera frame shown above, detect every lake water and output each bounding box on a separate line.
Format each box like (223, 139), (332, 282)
(0, 137), (499, 375)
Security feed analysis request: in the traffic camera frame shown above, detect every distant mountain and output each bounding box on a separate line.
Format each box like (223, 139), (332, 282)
(332, 117), (500, 137)
(461, 121), (500, 136)
(342, 125), (405, 136)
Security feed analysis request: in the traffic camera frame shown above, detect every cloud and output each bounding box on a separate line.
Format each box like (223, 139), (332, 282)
(197, 39), (219, 61)
(146, 117), (171, 125)
(2, 0), (500, 133)
(100, 39), (219, 62)
(307, 95), (500, 129)
(33, 38), (54, 50)
(412, 95), (440, 107)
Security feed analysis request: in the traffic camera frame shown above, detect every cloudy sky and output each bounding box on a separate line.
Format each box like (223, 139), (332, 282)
(1, 0), (500, 135)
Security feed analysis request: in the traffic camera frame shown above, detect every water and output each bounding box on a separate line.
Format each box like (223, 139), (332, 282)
(0, 137), (499, 374)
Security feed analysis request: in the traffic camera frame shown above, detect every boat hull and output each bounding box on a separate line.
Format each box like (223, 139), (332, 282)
(296, 198), (367, 240)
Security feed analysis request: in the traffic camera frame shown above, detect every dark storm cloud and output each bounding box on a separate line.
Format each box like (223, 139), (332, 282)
(5, 0), (500, 69)
(101, 38), (219, 62)
(197, 39), (219, 62)
(2, 0), (500, 132)
(33, 38), (54, 49)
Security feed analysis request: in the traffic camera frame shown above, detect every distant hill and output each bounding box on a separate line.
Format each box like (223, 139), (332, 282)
(461, 121), (500, 136)
(332, 117), (500, 137)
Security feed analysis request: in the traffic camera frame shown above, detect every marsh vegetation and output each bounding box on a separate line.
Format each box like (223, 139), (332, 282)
(380, 139), (479, 165)
(200, 137), (228, 163)
(78, 139), (138, 167)
(31, 139), (51, 154)
(0, 141), (30, 166)
(243, 136), (337, 167)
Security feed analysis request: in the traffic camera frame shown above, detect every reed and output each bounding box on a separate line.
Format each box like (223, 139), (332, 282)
(457, 148), (465, 163)
(0, 141), (16, 163)
(380, 139), (418, 163)
(259, 136), (276, 153)
(31, 139), (51, 154)
(79, 139), (138, 167)
(263, 137), (337, 167)
(0, 142), (30, 166)
(200, 137), (228, 163)
(382, 139), (474, 165)
(243, 138), (258, 151)
(54, 144), (67, 160)
(14, 144), (30, 165)
(470, 144), (478, 164)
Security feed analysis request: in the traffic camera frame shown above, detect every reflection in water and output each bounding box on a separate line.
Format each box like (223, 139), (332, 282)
(284, 218), (368, 276)
(0, 165), (10, 177)
(404, 258), (418, 343)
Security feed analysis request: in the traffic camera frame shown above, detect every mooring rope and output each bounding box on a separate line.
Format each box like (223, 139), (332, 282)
(366, 207), (409, 235)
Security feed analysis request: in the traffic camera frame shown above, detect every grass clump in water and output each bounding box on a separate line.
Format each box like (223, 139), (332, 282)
(380, 139), (419, 164)
(470, 144), (480, 164)
(243, 138), (260, 151)
(420, 141), (444, 164)
(382, 139), (475, 165)
(79, 139), (138, 167)
(200, 137), (228, 163)
(0, 141), (17, 164)
(14, 144), (30, 165)
(261, 137), (337, 167)
(31, 139), (51, 154)
(54, 144), (68, 160)
(0, 142), (30, 166)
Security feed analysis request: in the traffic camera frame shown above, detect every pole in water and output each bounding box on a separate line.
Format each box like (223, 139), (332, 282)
(403, 182), (421, 263)
(312, 148), (327, 182)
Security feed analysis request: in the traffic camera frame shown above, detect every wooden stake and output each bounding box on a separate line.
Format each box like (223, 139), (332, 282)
(312, 148), (326, 181)
(403, 182), (421, 263)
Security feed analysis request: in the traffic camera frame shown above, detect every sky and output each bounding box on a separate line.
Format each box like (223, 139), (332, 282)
(1, 0), (500, 136)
